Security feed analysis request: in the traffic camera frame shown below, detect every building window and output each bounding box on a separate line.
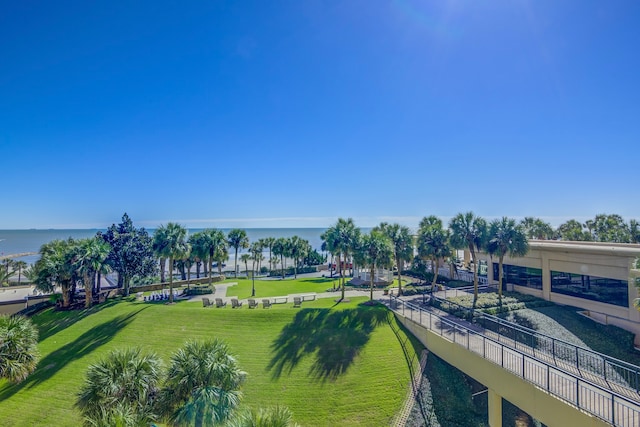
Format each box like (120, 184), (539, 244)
(492, 263), (542, 289)
(550, 270), (628, 307)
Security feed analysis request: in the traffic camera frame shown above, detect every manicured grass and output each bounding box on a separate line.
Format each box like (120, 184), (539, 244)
(221, 277), (337, 299)
(0, 296), (420, 426)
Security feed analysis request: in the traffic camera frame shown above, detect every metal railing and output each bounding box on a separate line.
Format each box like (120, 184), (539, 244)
(389, 295), (640, 427)
(430, 295), (640, 399)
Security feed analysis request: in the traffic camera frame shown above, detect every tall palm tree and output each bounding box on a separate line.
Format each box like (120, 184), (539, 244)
(158, 339), (246, 427)
(152, 225), (170, 283)
(159, 223), (189, 303)
(288, 236), (310, 279)
(326, 218), (360, 300)
(272, 238), (289, 279)
(449, 212), (488, 302)
(486, 217), (529, 299)
(33, 238), (80, 308)
(0, 315), (40, 384)
(14, 260), (27, 285)
(260, 238), (276, 274)
(374, 222), (413, 296)
(357, 232), (394, 300)
(240, 254), (251, 277)
(76, 347), (162, 426)
(74, 237), (111, 308)
(417, 220), (451, 292)
(228, 229), (249, 278)
(249, 241), (264, 275)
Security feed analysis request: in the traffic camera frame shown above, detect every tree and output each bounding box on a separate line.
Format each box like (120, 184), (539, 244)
(190, 232), (209, 279)
(158, 339), (246, 427)
(586, 214), (630, 242)
(74, 237), (111, 308)
(249, 241), (264, 276)
(374, 223), (414, 296)
(357, 232), (394, 300)
(0, 315), (40, 384)
(557, 219), (591, 241)
(417, 220), (451, 292)
(33, 238), (80, 308)
(76, 348), (162, 426)
(228, 229), (250, 278)
(449, 212), (488, 302)
(322, 218), (360, 301)
(198, 229), (228, 285)
(520, 217), (554, 240)
(153, 225), (170, 283)
(240, 254), (251, 277)
(158, 223), (189, 303)
(102, 214), (156, 297)
(486, 217), (529, 299)
(630, 220), (640, 244)
(272, 238), (289, 279)
(288, 236), (310, 279)
(229, 406), (300, 427)
(13, 260), (27, 285)
(260, 238), (276, 274)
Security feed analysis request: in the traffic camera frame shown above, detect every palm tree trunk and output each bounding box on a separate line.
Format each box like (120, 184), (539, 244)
(370, 262), (375, 300)
(169, 257), (174, 303)
(159, 258), (166, 283)
(208, 256), (213, 286)
(281, 254), (285, 279)
(196, 260), (201, 278)
(340, 253), (345, 301)
(84, 272), (93, 308)
(396, 254), (403, 296)
(187, 265), (191, 290)
(470, 246), (478, 301)
(432, 258), (439, 293)
(234, 248), (239, 278)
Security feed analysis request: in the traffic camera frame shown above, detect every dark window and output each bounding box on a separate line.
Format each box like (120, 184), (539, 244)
(492, 263), (542, 289)
(550, 270), (628, 307)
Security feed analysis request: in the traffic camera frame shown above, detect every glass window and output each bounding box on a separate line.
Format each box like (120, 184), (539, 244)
(550, 270), (628, 307)
(492, 263), (542, 289)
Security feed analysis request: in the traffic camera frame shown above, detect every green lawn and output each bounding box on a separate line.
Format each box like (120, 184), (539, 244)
(0, 296), (421, 426)
(221, 277), (337, 299)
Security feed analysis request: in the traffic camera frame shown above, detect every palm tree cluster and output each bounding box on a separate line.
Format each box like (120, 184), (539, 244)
(524, 214), (640, 243)
(76, 339), (296, 427)
(322, 213), (530, 302)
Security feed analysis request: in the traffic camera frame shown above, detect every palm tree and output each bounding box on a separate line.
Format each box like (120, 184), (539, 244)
(520, 217), (554, 240)
(240, 254), (251, 277)
(449, 212), (488, 302)
(288, 236), (310, 279)
(158, 223), (189, 303)
(357, 232), (394, 300)
(417, 220), (451, 292)
(323, 218), (360, 300)
(0, 315), (40, 384)
(74, 237), (111, 308)
(158, 339), (246, 427)
(261, 238), (276, 274)
(272, 238), (289, 279)
(228, 229), (250, 278)
(33, 238), (80, 308)
(14, 260), (27, 285)
(153, 225), (170, 283)
(249, 241), (264, 276)
(229, 406), (299, 427)
(375, 223), (413, 296)
(76, 347), (162, 426)
(486, 217), (529, 299)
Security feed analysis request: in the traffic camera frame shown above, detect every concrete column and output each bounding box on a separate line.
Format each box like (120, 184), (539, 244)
(541, 252), (551, 300)
(488, 388), (502, 427)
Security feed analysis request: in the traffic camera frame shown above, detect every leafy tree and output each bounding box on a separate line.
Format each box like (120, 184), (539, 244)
(557, 219), (591, 241)
(0, 315), (40, 384)
(272, 238), (289, 279)
(74, 237), (111, 308)
(33, 238), (80, 307)
(586, 214), (631, 242)
(449, 212), (488, 301)
(417, 219), (451, 292)
(356, 232), (394, 300)
(102, 214), (156, 297)
(76, 348), (162, 426)
(158, 339), (246, 427)
(486, 217), (529, 299)
(197, 229), (228, 284)
(520, 217), (554, 240)
(374, 223), (414, 296)
(229, 406), (300, 427)
(228, 229), (250, 278)
(288, 236), (310, 278)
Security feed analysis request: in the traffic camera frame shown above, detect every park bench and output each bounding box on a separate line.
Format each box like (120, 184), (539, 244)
(272, 296), (288, 304)
(247, 298), (259, 309)
(215, 298), (227, 308)
(262, 299), (272, 308)
(231, 298), (243, 308)
(301, 293), (316, 301)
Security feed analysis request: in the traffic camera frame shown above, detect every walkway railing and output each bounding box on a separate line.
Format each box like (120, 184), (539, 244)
(431, 295), (640, 399)
(389, 295), (640, 427)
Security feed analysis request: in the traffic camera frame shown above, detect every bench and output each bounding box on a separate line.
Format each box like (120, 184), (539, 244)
(301, 293), (316, 301)
(272, 296), (288, 304)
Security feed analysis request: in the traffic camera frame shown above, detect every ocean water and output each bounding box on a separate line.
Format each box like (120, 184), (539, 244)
(0, 228), (333, 264)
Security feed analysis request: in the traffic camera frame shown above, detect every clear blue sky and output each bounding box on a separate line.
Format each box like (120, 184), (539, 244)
(2, 1), (638, 229)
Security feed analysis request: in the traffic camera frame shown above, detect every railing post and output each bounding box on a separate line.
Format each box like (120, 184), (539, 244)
(611, 395), (615, 425)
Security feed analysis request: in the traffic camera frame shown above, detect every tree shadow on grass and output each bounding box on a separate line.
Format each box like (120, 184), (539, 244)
(35, 298), (123, 342)
(0, 307), (145, 400)
(267, 304), (388, 382)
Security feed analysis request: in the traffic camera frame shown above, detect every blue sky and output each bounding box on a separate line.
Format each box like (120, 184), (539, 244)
(1, 1), (639, 229)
